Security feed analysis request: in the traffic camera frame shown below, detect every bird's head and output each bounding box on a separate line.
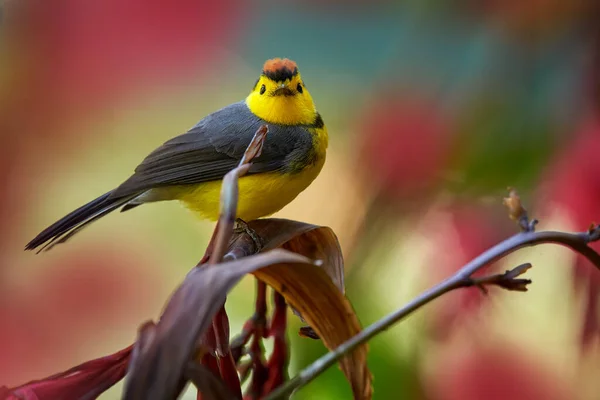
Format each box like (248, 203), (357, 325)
(246, 58), (318, 125)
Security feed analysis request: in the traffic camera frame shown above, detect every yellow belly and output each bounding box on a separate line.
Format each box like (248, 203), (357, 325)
(173, 158), (325, 221)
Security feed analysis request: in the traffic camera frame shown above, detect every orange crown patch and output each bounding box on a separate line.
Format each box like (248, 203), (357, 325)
(262, 58), (298, 82)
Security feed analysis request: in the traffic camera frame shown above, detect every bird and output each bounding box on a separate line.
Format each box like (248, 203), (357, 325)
(25, 58), (328, 252)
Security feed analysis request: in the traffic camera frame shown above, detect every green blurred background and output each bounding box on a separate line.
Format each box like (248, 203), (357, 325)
(1, 0), (600, 399)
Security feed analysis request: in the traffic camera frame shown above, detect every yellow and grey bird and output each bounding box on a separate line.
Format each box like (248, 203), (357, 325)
(26, 58), (328, 252)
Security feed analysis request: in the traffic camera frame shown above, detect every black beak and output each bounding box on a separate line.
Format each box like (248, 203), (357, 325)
(273, 84), (294, 96)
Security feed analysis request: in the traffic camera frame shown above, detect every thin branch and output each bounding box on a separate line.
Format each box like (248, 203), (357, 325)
(210, 125), (268, 264)
(262, 291), (289, 395)
(123, 126), (269, 400)
(247, 286), (268, 399)
(230, 281), (268, 363)
(266, 220), (600, 399)
(201, 125), (268, 399)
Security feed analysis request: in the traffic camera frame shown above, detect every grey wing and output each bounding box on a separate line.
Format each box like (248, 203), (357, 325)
(111, 101), (311, 197)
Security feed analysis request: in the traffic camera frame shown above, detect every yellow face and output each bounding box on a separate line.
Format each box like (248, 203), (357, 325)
(246, 72), (318, 126)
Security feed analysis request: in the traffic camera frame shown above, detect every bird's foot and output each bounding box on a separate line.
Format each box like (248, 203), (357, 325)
(234, 218), (263, 253)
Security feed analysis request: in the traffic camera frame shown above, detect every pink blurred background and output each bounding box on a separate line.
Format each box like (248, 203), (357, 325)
(1, 1), (600, 399)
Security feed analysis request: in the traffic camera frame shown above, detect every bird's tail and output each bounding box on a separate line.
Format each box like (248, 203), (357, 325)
(25, 191), (139, 252)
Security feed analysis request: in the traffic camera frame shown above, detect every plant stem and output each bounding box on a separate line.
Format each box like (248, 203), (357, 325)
(265, 228), (600, 399)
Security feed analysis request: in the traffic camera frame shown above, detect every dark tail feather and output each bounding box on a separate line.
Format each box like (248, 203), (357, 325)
(120, 203), (142, 213)
(25, 191), (138, 252)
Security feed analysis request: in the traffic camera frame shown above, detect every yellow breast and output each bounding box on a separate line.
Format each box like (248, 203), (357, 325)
(176, 126), (327, 221)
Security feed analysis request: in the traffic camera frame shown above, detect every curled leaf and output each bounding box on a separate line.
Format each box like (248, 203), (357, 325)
(224, 218), (370, 399)
(227, 218), (345, 293)
(252, 260), (371, 400)
(4, 345), (131, 400)
(123, 249), (317, 400)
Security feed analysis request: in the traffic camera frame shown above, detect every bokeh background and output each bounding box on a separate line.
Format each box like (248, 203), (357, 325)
(2, 1), (600, 399)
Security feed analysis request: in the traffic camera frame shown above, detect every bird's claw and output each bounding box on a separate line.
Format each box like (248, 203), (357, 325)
(234, 218), (263, 253)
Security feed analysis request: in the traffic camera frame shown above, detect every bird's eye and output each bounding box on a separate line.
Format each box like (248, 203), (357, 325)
(297, 83), (303, 93)
(260, 84), (266, 95)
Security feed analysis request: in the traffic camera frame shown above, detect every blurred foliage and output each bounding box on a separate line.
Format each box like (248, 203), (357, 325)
(2, 0), (600, 399)
(448, 96), (558, 194)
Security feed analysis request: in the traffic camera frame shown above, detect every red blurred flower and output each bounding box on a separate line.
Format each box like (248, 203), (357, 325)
(542, 119), (600, 225)
(297, 0), (390, 7)
(424, 204), (513, 339)
(425, 344), (574, 400)
(3, 346), (132, 400)
(0, 136), (20, 246)
(475, 0), (595, 39)
(0, 245), (158, 386)
(540, 117), (600, 346)
(359, 92), (453, 203)
(1, 0), (246, 159)
(574, 248), (600, 346)
(1, 0), (246, 245)
(13, 0), (244, 115)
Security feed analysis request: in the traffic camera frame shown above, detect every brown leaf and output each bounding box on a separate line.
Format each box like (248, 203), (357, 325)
(123, 249), (317, 400)
(227, 218), (345, 293)
(225, 219), (371, 399)
(6, 345), (131, 400)
(252, 259), (371, 400)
